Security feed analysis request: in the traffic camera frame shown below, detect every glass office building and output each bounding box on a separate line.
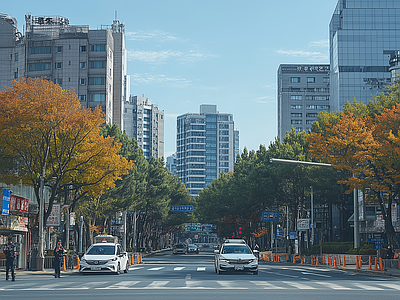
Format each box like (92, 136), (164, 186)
(329, 0), (400, 111)
(176, 105), (236, 197)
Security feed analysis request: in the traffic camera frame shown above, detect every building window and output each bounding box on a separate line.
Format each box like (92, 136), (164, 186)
(89, 77), (106, 85)
(79, 62), (87, 69)
(90, 94), (106, 102)
(307, 77), (315, 83)
(90, 61), (106, 69)
(79, 95), (86, 101)
(80, 45), (87, 52)
(306, 113), (318, 118)
(28, 62), (51, 71)
(79, 78), (86, 85)
(290, 95), (302, 100)
(323, 77), (330, 83)
(291, 77), (300, 83)
(15, 53), (18, 62)
(55, 46), (63, 53)
(291, 105), (302, 109)
(291, 113), (302, 117)
(30, 46), (51, 54)
(55, 62), (62, 69)
(291, 120), (302, 124)
(306, 105), (330, 110)
(54, 78), (63, 85)
(306, 120), (315, 124)
(14, 71), (18, 79)
(90, 44), (106, 52)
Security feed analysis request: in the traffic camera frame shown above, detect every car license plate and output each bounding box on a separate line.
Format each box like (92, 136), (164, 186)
(91, 266), (101, 271)
(235, 265), (244, 271)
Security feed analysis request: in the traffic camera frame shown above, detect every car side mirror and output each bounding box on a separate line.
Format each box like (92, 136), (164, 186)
(214, 249), (219, 254)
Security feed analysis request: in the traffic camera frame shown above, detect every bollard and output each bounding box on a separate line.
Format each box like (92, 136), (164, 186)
(137, 253), (140, 264)
(359, 256), (362, 267)
(311, 256), (314, 265)
(333, 257), (337, 268)
(368, 256), (371, 270)
(76, 255), (80, 270)
(140, 253), (143, 264)
(374, 257), (378, 271)
(62, 256), (66, 271)
(316, 255), (319, 266)
(129, 254), (132, 266)
(343, 255), (346, 267)
(379, 257), (384, 271)
(356, 256), (360, 269)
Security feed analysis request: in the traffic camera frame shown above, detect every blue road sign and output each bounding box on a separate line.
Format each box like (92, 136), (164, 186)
(289, 231), (297, 239)
(171, 205), (193, 212)
(2, 189), (11, 215)
(262, 211), (279, 221)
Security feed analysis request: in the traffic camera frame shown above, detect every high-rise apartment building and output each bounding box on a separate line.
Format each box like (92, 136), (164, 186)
(176, 105), (236, 197)
(329, 0), (400, 111)
(0, 14), (127, 128)
(277, 64), (330, 141)
(166, 153), (177, 175)
(124, 96), (164, 161)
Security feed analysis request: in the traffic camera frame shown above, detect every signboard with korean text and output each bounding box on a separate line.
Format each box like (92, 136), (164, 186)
(171, 205), (193, 212)
(45, 203), (60, 226)
(19, 217), (28, 232)
(2, 189), (11, 215)
(262, 211), (279, 222)
(297, 219), (310, 231)
(10, 195), (29, 213)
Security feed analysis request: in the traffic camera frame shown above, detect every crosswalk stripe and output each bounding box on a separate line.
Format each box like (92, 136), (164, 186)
(144, 281), (170, 288)
(97, 281), (140, 289)
(353, 283), (384, 290)
(148, 267), (165, 271)
(282, 281), (316, 289)
(197, 267), (206, 271)
(314, 281), (351, 290)
(174, 267), (185, 270)
(250, 281), (284, 289)
(378, 283), (400, 290)
(217, 281), (248, 289)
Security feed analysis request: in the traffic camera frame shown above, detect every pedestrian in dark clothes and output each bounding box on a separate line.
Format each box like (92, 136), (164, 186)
(53, 240), (66, 278)
(4, 236), (16, 281)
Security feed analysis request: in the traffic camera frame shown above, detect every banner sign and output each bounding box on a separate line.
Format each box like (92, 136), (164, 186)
(297, 219), (310, 231)
(46, 203), (61, 226)
(262, 211), (279, 221)
(2, 189), (11, 215)
(10, 195), (29, 213)
(171, 205), (193, 212)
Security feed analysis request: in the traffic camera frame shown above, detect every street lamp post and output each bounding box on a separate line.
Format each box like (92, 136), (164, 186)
(269, 158), (360, 249)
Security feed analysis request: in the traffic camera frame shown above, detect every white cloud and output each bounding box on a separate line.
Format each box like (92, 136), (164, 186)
(127, 49), (217, 64)
(126, 30), (180, 42)
(130, 73), (192, 87)
(309, 39), (329, 47)
(255, 96), (275, 104)
(276, 50), (328, 61)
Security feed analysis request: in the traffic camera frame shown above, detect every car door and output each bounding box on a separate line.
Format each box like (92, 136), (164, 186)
(117, 244), (127, 269)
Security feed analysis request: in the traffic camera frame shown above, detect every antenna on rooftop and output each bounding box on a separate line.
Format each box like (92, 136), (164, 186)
(115, 10), (117, 20)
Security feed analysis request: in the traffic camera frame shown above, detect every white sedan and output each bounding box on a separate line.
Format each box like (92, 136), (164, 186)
(79, 242), (129, 274)
(214, 243), (258, 275)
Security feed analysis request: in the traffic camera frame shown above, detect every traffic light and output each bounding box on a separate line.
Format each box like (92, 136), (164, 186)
(238, 227), (242, 235)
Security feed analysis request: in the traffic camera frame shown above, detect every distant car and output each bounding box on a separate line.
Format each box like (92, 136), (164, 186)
(79, 242), (129, 274)
(188, 244), (199, 254)
(214, 241), (258, 275)
(173, 243), (187, 254)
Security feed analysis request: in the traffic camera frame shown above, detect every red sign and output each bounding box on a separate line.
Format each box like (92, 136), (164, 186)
(10, 195), (29, 213)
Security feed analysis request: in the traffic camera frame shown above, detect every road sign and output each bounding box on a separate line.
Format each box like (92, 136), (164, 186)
(172, 205), (193, 212)
(289, 231), (297, 239)
(262, 211), (279, 221)
(2, 189), (11, 215)
(297, 219), (310, 231)
(276, 228), (284, 237)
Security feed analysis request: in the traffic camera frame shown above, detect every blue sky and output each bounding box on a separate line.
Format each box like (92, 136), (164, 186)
(3, 0), (338, 158)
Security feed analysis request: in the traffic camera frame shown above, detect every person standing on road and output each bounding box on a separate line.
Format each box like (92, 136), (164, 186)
(54, 240), (66, 278)
(4, 236), (16, 281)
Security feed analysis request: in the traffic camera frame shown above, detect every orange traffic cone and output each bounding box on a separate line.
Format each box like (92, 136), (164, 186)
(379, 257), (384, 271)
(374, 257), (378, 271)
(62, 256), (66, 271)
(368, 256), (372, 270)
(343, 255), (346, 267)
(316, 255), (319, 266)
(293, 255), (296, 264)
(333, 257), (337, 268)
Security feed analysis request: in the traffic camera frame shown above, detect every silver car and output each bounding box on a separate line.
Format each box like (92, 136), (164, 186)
(79, 242), (129, 274)
(214, 242), (258, 275)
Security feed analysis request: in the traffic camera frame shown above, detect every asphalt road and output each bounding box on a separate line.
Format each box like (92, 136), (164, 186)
(1, 250), (399, 300)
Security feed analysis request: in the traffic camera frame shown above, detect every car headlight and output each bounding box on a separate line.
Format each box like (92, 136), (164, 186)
(107, 257), (118, 262)
(220, 259), (230, 263)
(248, 259), (257, 263)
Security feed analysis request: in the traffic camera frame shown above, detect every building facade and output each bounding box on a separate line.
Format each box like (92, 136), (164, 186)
(124, 95), (164, 161)
(176, 105), (236, 197)
(166, 153), (177, 175)
(277, 64), (330, 141)
(0, 14), (127, 128)
(329, 0), (400, 111)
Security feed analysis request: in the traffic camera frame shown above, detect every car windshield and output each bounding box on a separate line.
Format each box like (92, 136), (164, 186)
(189, 244), (196, 248)
(175, 244), (184, 249)
(221, 245), (252, 254)
(86, 245), (115, 255)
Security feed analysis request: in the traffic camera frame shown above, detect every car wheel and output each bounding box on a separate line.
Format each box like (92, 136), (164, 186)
(124, 261), (129, 273)
(253, 270), (258, 275)
(115, 263), (121, 275)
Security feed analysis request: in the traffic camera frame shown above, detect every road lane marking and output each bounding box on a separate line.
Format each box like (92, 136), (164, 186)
(148, 267), (165, 271)
(378, 283), (400, 290)
(314, 282), (351, 290)
(144, 281), (169, 288)
(97, 281), (140, 289)
(197, 267), (206, 271)
(185, 274), (191, 280)
(129, 266), (144, 270)
(353, 283), (384, 290)
(217, 281), (248, 289)
(301, 272), (331, 277)
(174, 267), (185, 271)
(250, 281), (284, 289)
(282, 281), (316, 289)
